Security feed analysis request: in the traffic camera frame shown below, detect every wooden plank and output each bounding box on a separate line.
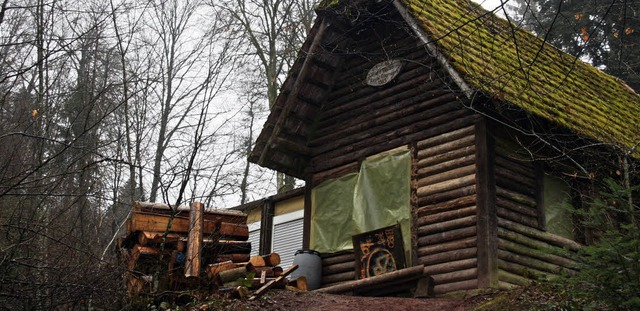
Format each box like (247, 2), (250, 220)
(248, 264), (299, 301)
(474, 118), (498, 288)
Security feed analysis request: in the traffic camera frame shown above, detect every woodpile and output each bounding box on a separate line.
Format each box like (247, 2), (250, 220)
(119, 201), (249, 295)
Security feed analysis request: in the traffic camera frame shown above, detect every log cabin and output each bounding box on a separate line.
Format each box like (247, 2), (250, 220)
(246, 0), (640, 294)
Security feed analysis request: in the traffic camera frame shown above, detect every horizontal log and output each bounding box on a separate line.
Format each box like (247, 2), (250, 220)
(417, 165), (476, 190)
(129, 212), (218, 235)
(417, 236), (477, 257)
(498, 281), (519, 291)
(497, 228), (575, 262)
(219, 222), (249, 240)
(321, 270), (355, 285)
(417, 125), (475, 150)
(206, 240), (252, 254)
(498, 259), (547, 280)
(497, 249), (566, 275)
(497, 218), (582, 251)
(495, 166), (536, 191)
(418, 226), (477, 246)
(496, 187), (536, 208)
(423, 258), (477, 275)
(431, 268), (478, 284)
(207, 261), (236, 279)
(417, 154), (475, 178)
(433, 279), (478, 295)
(417, 195), (476, 217)
(495, 154), (534, 177)
(313, 162), (359, 185)
(419, 185), (476, 206)
(321, 251), (355, 265)
(497, 208), (539, 228)
(417, 135), (476, 160)
(418, 215), (477, 236)
(310, 114), (477, 173)
(313, 93), (460, 156)
(498, 269), (532, 287)
(498, 236), (575, 267)
(215, 253), (251, 263)
(496, 197), (538, 218)
(418, 206), (477, 227)
(249, 253), (281, 267)
(322, 261), (355, 275)
(416, 146), (476, 170)
(417, 174), (476, 197)
(315, 265), (426, 294)
(418, 247), (477, 266)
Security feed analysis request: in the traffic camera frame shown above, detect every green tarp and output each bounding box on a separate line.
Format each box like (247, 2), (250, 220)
(544, 174), (575, 240)
(310, 149), (412, 265)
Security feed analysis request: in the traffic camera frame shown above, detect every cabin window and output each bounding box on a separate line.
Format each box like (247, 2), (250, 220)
(310, 149), (412, 264)
(543, 174), (575, 240)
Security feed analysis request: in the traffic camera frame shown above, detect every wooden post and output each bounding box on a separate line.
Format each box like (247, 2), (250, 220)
(303, 181), (312, 249)
(474, 118), (498, 288)
(185, 201), (204, 277)
(535, 162), (546, 230)
(259, 199), (274, 255)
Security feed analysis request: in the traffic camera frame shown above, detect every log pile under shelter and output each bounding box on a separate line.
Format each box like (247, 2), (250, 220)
(118, 201), (250, 295)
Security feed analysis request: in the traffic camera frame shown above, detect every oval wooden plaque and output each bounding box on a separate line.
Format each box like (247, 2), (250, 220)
(366, 60), (403, 86)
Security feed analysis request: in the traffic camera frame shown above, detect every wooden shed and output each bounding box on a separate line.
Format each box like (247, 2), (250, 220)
(249, 0), (640, 294)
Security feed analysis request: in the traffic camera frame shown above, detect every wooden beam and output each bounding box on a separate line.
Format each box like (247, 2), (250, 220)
(185, 202), (204, 278)
(303, 177), (313, 249)
(475, 118), (498, 288)
(259, 199), (274, 255)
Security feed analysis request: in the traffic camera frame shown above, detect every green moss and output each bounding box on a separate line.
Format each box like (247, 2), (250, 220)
(401, 0), (640, 156)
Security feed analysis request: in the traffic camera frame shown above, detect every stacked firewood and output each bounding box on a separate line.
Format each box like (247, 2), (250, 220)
(208, 253), (307, 299)
(118, 201), (250, 295)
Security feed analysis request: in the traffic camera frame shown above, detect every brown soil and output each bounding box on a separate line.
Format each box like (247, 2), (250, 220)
(215, 290), (474, 311)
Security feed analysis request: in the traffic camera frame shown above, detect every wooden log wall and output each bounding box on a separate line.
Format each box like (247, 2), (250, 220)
(415, 125), (479, 295)
(320, 251), (356, 288)
(494, 145), (580, 289)
(308, 13), (476, 174)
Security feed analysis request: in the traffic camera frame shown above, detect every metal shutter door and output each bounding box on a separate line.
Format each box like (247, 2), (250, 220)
(272, 218), (303, 269)
(248, 229), (260, 257)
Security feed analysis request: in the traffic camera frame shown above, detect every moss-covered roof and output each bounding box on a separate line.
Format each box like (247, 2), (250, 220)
(394, 0), (640, 156)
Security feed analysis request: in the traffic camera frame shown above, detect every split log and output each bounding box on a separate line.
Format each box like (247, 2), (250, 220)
(423, 258), (477, 275)
(417, 236), (477, 257)
(249, 253), (281, 267)
(418, 247), (477, 266)
(288, 276), (308, 291)
(248, 264), (298, 301)
(418, 215), (477, 236)
(185, 202), (204, 278)
(315, 265), (426, 295)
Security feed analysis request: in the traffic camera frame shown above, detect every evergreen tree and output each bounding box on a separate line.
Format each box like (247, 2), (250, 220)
(511, 0), (640, 91)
